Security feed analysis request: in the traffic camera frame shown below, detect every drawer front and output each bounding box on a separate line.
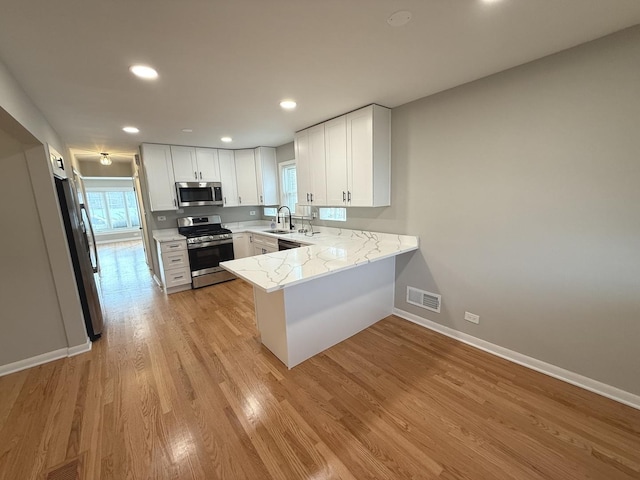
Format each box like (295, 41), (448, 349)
(252, 234), (278, 249)
(160, 240), (187, 253)
(165, 266), (191, 288)
(162, 250), (189, 269)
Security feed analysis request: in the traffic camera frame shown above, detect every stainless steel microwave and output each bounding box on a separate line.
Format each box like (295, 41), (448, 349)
(175, 182), (223, 207)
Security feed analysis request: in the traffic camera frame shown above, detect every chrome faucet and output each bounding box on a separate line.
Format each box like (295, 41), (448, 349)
(277, 205), (294, 231)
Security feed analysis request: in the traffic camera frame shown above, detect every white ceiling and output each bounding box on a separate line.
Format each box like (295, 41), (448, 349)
(1, 0), (639, 161)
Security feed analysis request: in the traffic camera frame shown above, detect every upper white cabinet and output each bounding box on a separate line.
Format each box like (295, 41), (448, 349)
(195, 148), (221, 182)
(295, 129), (311, 207)
(296, 125), (327, 206)
(172, 146), (220, 182)
(295, 104), (390, 208)
(324, 116), (348, 205)
(171, 146), (198, 182)
(346, 105), (390, 207)
(141, 143), (177, 211)
(254, 147), (278, 205)
(234, 149), (259, 206)
(218, 149), (238, 207)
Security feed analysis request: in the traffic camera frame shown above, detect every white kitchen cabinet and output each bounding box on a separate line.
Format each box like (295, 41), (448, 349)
(141, 143), (177, 211)
(232, 232), (252, 259)
(234, 149), (259, 206)
(195, 148), (221, 181)
(171, 146), (198, 182)
(172, 146), (220, 182)
(346, 105), (391, 207)
(156, 239), (191, 293)
(295, 129), (311, 207)
(295, 125), (327, 206)
(294, 104), (391, 208)
(252, 233), (278, 255)
(218, 149), (238, 207)
(254, 147), (278, 205)
(324, 115), (348, 205)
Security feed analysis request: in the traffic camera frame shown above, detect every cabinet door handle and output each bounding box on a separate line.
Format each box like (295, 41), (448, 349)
(199, 171), (202, 179)
(306, 193), (310, 202)
(343, 191), (346, 202)
(239, 196), (242, 204)
(310, 193), (313, 202)
(194, 171), (198, 180)
(173, 198), (177, 207)
(260, 195), (263, 203)
(175, 275), (184, 279)
(224, 196), (227, 204)
(348, 191), (351, 202)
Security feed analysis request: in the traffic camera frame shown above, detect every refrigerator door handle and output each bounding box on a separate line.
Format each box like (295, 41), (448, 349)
(81, 204), (100, 273)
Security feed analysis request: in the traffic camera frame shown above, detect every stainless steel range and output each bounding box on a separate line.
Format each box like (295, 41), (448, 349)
(177, 215), (235, 288)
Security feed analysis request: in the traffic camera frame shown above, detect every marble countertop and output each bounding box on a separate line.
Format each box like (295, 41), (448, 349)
(152, 229), (186, 242)
(221, 227), (419, 293)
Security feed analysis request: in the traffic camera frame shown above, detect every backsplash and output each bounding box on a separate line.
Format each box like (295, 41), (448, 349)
(149, 205), (260, 231)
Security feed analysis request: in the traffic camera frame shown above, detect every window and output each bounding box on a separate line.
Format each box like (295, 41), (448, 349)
(319, 207), (347, 222)
(85, 179), (140, 233)
(279, 161), (297, 212)
(263, 207), (278, 217)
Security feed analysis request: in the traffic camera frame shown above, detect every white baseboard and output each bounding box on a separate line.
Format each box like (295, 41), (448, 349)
(0, 339), (93, 377)
(393, 308), (640, 411)
(67, 338), (92, 357)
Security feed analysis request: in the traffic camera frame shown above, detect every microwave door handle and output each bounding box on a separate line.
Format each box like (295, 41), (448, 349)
(81, 204), (100, 273)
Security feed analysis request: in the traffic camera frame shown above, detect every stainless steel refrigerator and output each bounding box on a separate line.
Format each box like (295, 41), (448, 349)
(55, 175), (103, 340)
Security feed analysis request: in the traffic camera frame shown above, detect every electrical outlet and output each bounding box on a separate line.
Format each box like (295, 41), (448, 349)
(249, 210), (256, 216)
(157, 215), (166, 221)
(464, 311), (480, 324)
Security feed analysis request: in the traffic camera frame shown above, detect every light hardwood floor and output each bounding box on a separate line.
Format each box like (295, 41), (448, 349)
(0, 240), (639, 479)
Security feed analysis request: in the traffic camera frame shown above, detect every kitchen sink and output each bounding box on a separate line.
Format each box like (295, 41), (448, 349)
(264, 229), (295, 234)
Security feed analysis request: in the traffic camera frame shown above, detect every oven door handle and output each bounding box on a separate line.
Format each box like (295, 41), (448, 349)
(188, 239), (233, 249)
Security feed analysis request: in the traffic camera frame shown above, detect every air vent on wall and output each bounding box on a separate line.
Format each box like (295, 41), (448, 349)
(406, 286), (441, 313)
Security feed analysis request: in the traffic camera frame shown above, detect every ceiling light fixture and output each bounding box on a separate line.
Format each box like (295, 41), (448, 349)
(280, 100), (297, 110)
(221, 136), (232, 143)
(100, 153), (112, 166)
(129, 65), (158, 79)
(182, 128), (193, 133)
(122, 126), (139, 133)
(387, 10), (412, 27)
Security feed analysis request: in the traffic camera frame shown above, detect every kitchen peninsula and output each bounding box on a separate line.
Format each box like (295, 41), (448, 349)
(221, 228), (419, 368)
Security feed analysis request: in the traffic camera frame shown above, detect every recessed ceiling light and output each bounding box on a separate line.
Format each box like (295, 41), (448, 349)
(181, 128), (193, 133)
(122, 126), (139, 134)
(387, 10), (412, 27)
(280, 100), (297, 110)
(221, 136), (232, 143)
(129, 65), (158, 79)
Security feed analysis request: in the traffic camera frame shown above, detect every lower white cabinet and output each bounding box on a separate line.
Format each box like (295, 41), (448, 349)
(232, 233), (252, 259)
(156, 239), (191, 293)
(252, 233), (278, 255)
